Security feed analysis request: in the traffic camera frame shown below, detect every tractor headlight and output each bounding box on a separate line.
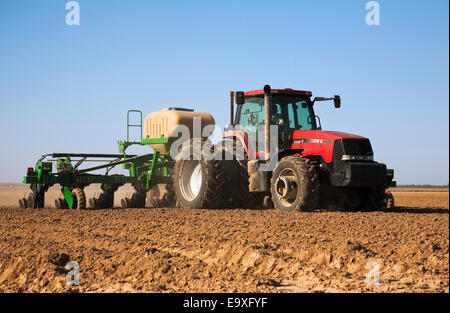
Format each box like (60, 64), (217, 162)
(342, 155), (374, 161)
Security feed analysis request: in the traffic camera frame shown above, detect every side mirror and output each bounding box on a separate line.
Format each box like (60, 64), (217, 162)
(334, 95), (341, 108)
(235, 91), (245, 105)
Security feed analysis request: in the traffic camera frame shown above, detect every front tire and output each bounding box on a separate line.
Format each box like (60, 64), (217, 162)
(363, 186), (388, 211)
(271, 156), (319, 211)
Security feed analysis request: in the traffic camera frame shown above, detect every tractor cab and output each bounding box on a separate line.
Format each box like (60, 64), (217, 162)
(231, 89), (320, 155)
(235, 89), (318, 132)
(227, 88), (342, 156)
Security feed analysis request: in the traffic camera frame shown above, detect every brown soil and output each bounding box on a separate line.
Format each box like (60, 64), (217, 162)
(0, 185), (448, 293)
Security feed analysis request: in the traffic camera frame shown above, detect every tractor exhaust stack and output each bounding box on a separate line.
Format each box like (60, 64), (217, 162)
(230, 91), (234, 126)
(263, 84), (272, 160)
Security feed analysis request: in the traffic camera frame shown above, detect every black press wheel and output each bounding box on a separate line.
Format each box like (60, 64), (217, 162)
(27, 193), (37, 209)
(146, 184), (176, 208)
(19, 198), (28, 209)
(55, 198), (69, 210)
(386, 190), (395, 209)
(71, 188), (86, 210)
(30, 184), (46, 208)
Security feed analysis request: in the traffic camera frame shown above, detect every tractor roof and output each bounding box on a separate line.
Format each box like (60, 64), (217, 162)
(244, 88), (312, 97)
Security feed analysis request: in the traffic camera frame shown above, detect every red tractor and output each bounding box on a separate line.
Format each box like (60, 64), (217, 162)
(173, 84), (395, 211)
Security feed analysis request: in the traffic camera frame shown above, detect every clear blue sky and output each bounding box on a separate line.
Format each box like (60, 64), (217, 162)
(0, 0), (448, 184)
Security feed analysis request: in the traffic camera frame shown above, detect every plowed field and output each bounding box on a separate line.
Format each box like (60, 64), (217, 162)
(0, 185), (448, 293)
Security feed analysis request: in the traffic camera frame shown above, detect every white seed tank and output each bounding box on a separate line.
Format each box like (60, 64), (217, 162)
(143, 108), (215, 153)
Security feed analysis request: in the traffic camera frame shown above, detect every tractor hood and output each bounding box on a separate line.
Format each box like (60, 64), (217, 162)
(290, 130), (368, 142)
(289, 130), (370, 163)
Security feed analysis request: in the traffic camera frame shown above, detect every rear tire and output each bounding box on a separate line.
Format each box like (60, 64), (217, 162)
(215, 139), (260, 209)
(173, 139), (225, 209)
(271, 156), (319, 211)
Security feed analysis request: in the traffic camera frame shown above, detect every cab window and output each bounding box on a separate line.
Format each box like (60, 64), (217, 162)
(236, 97), (264, 131)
